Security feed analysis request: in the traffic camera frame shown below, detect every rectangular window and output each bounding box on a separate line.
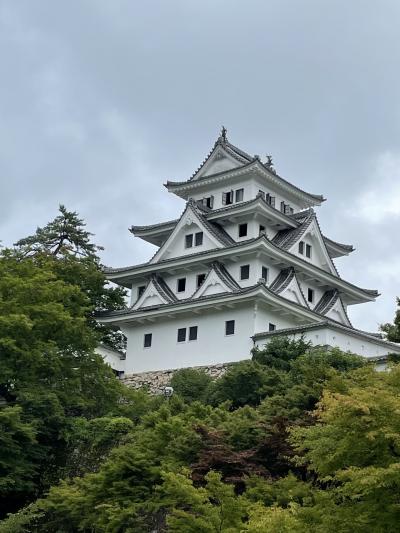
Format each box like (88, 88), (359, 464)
(307, 288), (314, 303)
(138, 285), (146, 298)
(289, 207), (294, 215)
(222, 191), (233, 205)
(269, 323), (276, 332)
(235, 188), (244, 202)
(189, 326), (198, 341)
(225, 320), (235, 336)
(204, 196), (214, 208)
(177, 278), (186, 292)
(197, 273), (206, 288)
(238, 223), (248, 238)
(306, 244), (312, 258)
(185, 234), (193, 248)
(240, 264), (250, 280)
(269, 196), (276, 208)
(143, 333), (152, 348)
(298, 241), (304, 255)
(195, 231), (203, 246)
(177, 328), (186, 343)
(280, 201), (285, 213)
(258, 190), (265, 200)
(284, 205), (292, 215)
(259, 224), (266, 234)
(262, 266), (269, 282)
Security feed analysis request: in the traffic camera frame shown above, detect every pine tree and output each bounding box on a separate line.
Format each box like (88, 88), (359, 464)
(14, 205), (127, 351)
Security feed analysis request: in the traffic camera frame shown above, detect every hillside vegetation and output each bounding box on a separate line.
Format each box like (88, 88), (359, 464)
(1, 207), (400, 532)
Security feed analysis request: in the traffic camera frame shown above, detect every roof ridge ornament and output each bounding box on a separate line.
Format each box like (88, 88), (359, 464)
(265, 154), (277, 174)
(220, 125), (227, 142)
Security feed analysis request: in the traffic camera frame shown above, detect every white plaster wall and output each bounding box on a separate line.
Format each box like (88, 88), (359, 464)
(254, 327), (398, 359)
(123, 305), (255, 373)
(96, 345), (125, 372)
(189, 176), (303, 212)
(158, 221), (220, 261)
(163, 267), (209, 300)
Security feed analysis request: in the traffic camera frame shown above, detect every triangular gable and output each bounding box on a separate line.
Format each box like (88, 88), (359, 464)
(133, 279), (170, 310)
(149, 203), (225, 264)
(193, 143), (244, 180)
(287, 217), (338, 276)
(325, 297), (352, 327)
(278, 272), (308, 307)
(192, 263), (239, 299)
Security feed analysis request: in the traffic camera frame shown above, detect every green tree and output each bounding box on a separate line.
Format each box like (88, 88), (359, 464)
(163, 470), (248, 532)
(170, 368), (213, 403)
(381, 297), (400, 343)
(0, 250), (124, 515)
(289, 365), (400, 532)
(252, 336), (311, 370)
(14, 205), (126, 351)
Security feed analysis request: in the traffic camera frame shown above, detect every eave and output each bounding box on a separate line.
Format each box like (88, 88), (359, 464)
(323, 236), (355, 258)
(130, 196), (299, 246)
(165, 159), (326, 208)
(97, 282), (327, 327)
(104, 235), (379, 304)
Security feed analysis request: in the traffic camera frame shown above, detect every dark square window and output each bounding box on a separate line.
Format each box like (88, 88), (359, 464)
(262, 267), (269, 281)
(205, 196), (214, 208)
(197, 273), (206, 288)
(138, 285), (146, 298)
(238, 223), (248, 238)
(269, 323), (276, 332)
(223, 191), (233, 205)
(189, 326), (198, 341)
(195, 231), (203, 246)
(177, 278), (186, 292)
(225, 320), (235, 335)
(235, 188), (244, 202)
(306, 244), (312, 258)
(185, 234), (193, 248)
(240, 264), (250, 280)
(298, 241), (304, 255)
(143, 333), (152, 348)
(177, 328), (186, 342)
(307, 288), (314, 303)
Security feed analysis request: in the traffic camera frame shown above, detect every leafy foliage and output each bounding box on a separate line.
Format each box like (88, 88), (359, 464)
(2, 208), (399, 531)
(170, 368), (213, 403)
(381, 297), (400, 343)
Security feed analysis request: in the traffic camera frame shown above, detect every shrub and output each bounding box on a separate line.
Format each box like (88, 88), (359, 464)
(169, 368), (213, 403)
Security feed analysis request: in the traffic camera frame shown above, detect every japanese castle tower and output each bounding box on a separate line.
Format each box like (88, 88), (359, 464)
(100, 129), (400, 373)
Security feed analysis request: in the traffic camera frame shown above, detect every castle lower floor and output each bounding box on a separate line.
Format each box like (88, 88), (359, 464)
(114, 302), (400, 374)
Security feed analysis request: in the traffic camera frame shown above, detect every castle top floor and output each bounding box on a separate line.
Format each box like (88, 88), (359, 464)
(165, 128), (325, 212)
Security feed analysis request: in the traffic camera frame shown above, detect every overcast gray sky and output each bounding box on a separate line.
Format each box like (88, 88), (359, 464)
(1, 0), (399, 331)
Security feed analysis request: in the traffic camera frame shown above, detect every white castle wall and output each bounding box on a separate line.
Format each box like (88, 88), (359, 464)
(254, 327), (395, 359)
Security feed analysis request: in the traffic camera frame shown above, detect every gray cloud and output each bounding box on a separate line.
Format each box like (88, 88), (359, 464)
(1, 0), (399, 330)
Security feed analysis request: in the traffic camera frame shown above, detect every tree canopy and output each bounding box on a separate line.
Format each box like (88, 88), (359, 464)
(1, 207), (400, 532)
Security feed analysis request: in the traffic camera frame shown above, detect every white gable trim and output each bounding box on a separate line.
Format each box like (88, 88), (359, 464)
(150, 203), (223, 264)
(288, 218), (338, 276)
(192, 265), (235, 299)
(325, 297), (352, 327)
(132, 279), (170, 310)
(193, 145), (243, 180)
(278, 273), (309, 308)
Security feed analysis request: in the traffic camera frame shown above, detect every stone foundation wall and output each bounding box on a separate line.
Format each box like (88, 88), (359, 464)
(121, 361), (239, 395)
